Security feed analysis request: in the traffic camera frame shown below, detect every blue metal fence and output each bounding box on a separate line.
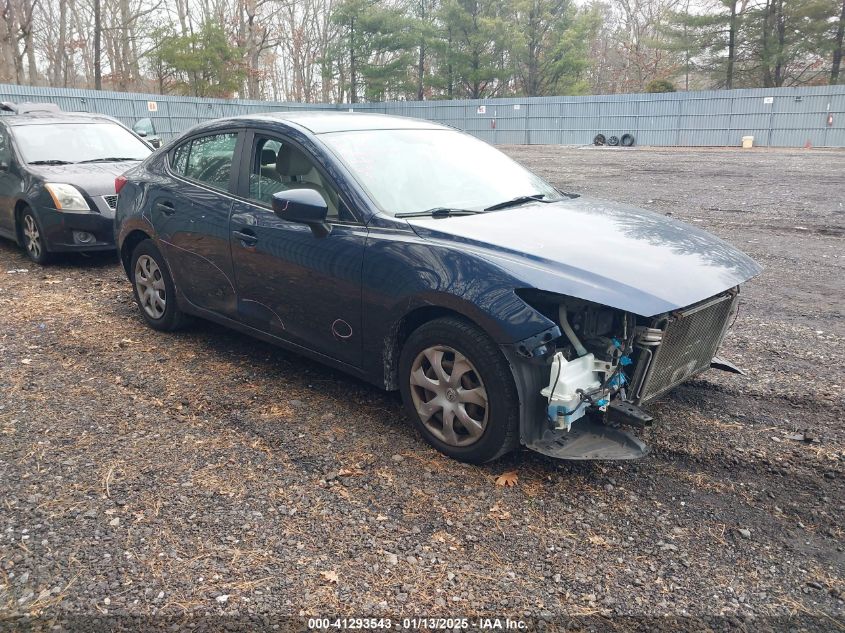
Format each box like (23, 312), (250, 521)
(0, 84), (334, 141)
(2, 83), (843, 147)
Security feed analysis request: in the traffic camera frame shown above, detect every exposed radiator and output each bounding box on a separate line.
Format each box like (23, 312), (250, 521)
(632, 291), (738, 403)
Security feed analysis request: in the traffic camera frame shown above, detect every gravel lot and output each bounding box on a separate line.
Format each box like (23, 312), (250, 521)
(1, 146), (843, 630)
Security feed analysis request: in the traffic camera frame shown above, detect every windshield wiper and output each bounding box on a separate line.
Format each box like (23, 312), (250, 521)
(77, 157), (139, 163)
(28, 159), (75, 165)
(484, 193), (553, 211)
(395, 207), (483, 218)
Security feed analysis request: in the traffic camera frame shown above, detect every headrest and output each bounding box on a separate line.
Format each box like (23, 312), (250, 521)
(260, 148), (276, 165)
(276, 144), (312, 177)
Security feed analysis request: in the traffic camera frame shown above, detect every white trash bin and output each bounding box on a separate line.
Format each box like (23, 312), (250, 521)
(741, 135), (754, 149)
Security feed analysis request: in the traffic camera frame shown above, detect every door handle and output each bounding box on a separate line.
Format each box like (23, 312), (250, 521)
(155, 200), (176, 215)
(232, 229), (258, 246)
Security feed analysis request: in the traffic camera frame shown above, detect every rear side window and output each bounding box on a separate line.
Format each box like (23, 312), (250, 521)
(170, 132), (238, 192)
(133, 118), (156, 136)
(171, 142), (190, 174)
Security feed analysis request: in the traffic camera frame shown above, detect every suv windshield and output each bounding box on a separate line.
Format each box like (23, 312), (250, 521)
(321, 129), (563, 216)
(13, 122), (152, 164)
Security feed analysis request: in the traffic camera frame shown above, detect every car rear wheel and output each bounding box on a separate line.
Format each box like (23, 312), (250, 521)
(20, 209), (53, 265)
(398, 317), (520, 463)
(129, 239), (188, 331)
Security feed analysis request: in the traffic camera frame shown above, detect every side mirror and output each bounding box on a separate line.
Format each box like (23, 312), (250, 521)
(272, 189), (330, 237)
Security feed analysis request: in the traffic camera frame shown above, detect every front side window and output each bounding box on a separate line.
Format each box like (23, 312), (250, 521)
(172, 133), (238, 192)
(320, 129), (563, 216)
(12, 122), (152, 164)
(246, 135), (345, 220)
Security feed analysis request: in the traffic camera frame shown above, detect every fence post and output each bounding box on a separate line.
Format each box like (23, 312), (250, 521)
(675, 98), (682, 146)
(767, 92), (775, 147)
(524, 101), (529, 145)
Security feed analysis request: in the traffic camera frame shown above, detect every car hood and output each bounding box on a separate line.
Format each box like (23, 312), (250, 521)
(404, 196), (762, 317)
(27, 161), (140, 196)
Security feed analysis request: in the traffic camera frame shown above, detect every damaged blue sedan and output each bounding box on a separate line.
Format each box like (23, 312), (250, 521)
(115, 112), (761, 463)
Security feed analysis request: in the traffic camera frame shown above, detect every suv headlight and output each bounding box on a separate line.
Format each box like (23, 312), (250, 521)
(44, 183), (91, 212)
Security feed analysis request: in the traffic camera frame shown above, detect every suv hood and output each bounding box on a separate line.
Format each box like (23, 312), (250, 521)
(28, 161), (139, 196)
(404, 197), (762, 317)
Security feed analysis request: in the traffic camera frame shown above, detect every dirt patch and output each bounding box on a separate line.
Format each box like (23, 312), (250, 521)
(0, 147), (842, 626)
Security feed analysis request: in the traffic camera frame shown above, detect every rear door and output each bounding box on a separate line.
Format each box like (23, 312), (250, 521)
(155, 129), (244, 317)
(228, 129), (367, 367)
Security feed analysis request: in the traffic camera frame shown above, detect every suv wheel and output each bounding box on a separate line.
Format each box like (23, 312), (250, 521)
(129, 240), (188, 331)
(398, 317), (520, 463)
(20, 209), (53, 265)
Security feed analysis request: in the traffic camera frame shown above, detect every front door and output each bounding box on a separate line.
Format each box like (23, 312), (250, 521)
(229, 132), (366, 367)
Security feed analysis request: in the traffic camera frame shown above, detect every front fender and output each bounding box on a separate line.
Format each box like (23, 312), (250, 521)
(360, 218), (558, 388)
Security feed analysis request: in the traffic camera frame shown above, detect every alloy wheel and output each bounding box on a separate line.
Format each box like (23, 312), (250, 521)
(409, 345), (488, 447)
(23, 214), (42, 259)
(134, 254), (166, 319)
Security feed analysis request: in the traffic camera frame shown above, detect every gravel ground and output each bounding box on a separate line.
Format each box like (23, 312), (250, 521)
(0, 146), (843, 631)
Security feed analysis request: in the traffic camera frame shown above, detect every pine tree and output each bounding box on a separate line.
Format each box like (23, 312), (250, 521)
(435, 0), (511, 99)
(330, 0), (414, 102)
(659, 1), (746, 90)
(511, 0), (598, 96)
(749, 0), (836, 87)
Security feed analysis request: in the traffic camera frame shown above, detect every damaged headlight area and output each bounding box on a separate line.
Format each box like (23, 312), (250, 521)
(513, 288), (741, 460)
(516, 290), (640, 429)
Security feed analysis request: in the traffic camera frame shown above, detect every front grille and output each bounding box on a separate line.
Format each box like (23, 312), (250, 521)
(103, 195), (118, 210)
(633, 292), (737, 403)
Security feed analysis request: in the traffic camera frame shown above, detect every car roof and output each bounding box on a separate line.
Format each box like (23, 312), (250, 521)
(196, 111), (451, 135)
(0, 112), (122, 127)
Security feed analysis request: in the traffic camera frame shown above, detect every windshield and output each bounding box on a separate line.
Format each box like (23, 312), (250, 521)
(14, 122), (152, 164)
(320, 129), (563, 215)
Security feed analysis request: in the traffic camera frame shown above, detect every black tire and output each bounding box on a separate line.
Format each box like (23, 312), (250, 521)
(398, 317), (520, 464)
(129, 239), (189, 331)
(593, 133), (606, 146)
(18, 208), (54, 265)
(607, 135), (620, 146)
(620, 133), (635, 147)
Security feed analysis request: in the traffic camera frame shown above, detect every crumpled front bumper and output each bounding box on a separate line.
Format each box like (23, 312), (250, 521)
(36, 205), (116, 252)
(529, 419), (649, 460)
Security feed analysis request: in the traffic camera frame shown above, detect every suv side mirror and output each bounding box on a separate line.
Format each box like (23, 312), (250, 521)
(272, 189), (330, 237)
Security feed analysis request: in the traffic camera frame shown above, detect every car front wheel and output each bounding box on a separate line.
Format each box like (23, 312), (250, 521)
(398, 317), (520, 463)
(129, 239), (188, 331)
(19, 209), (53, 265)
